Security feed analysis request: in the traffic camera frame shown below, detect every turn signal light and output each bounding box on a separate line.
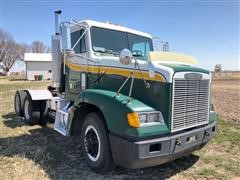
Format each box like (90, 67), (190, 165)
(127, 112), (140, 128)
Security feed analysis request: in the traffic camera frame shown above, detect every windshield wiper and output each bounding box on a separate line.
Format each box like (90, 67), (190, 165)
(132, 54), (143, 57)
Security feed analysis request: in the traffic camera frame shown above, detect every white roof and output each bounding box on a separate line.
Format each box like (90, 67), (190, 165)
(24, 53), (52, 62)
(72, 20), (152, 39)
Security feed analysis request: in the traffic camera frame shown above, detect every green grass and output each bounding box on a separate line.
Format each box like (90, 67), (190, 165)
(201, 155), (240, 176)
(215, 118), (240, 145)
(197, 168), (225, 179)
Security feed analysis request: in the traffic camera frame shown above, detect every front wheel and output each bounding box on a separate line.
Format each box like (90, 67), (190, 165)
(80, 112), (114, 173)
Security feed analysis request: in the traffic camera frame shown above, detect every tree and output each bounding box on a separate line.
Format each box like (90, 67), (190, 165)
(0, 29), (26, 73)
(30, 41), (50, 53)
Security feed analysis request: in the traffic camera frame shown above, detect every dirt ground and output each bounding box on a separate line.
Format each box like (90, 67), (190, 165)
(0, 77), (239, 180)
(211, 80), (240, 124)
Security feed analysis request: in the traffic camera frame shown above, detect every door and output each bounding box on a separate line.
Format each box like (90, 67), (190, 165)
(67, 28), (87, 94)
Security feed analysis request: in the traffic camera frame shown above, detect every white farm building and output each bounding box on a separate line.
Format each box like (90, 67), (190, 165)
(24, 53), (52, 80)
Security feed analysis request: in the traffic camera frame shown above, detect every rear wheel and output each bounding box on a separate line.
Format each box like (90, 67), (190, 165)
(39, 100), (52, 125)
(80, 112), (114, 173)
(23, 94), (40, 125)
(14, 91), (25, 116)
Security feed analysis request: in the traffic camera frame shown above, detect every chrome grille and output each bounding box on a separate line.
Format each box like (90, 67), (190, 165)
(172, 78), (210, 132)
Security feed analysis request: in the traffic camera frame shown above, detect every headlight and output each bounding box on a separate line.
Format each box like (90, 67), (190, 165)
(127, 111), (164, 128)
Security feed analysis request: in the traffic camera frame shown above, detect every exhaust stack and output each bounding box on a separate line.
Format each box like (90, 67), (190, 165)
(54, 10), (62, 35)
(52, 10), (62, 89)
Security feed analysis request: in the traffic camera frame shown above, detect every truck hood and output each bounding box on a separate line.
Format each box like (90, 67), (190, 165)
(150, 61), (210, 83)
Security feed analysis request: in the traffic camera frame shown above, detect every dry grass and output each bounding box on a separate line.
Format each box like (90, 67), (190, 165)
(211, 80), (240, 124)
(0, 77), (240, 180)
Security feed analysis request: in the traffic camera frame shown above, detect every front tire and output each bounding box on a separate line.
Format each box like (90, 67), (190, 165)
(23, 94), (40, 125)
(80, 112), (114, 173)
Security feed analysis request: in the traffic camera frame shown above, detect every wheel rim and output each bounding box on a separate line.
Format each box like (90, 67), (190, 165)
(84, 125), (101, 162)
(24, 100), (30, 120)
(15, 94), (20, 113)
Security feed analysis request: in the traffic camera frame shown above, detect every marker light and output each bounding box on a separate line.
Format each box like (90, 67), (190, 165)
(127, 112), (140, 128)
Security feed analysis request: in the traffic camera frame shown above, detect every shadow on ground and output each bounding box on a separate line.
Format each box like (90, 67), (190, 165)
(1, 112), (199, 180)
(2, 112), (26, 128)
(9, 78), (26, 81)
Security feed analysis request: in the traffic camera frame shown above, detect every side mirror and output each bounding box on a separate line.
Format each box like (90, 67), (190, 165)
(148, 62), (155, 78)
(119, 49), (132, 65)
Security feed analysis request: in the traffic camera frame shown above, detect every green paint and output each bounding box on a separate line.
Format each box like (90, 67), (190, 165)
(65, 62), (216, 138)
(74, 89), (169, 137)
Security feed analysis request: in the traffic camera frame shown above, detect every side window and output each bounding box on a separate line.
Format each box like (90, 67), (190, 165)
(131, 42), (150, 60)
(71, 29), (86, 53)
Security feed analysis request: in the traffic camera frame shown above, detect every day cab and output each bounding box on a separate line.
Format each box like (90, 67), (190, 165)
(14, 11), (217, 173)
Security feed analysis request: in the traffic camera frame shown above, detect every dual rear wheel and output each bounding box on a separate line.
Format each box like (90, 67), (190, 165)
(14, 91), (49, 125)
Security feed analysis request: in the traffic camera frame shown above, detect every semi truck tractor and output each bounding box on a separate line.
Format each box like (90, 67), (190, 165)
(14, 11), (217, 173)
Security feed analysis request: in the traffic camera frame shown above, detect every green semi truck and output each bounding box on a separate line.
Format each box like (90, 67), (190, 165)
(14, 11), (217, 173)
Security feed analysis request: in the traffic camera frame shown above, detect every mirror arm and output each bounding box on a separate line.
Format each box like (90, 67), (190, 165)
(116, 72), (133, 96)
(134, 59), (150, 88)
(128, 62), (136, 102)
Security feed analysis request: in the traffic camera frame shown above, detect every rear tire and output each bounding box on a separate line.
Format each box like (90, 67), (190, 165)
(14, 90), (25, 116)
(80, 112), (114, 173)
(39, 100), (51, 125)
(23, 93), (40, 125)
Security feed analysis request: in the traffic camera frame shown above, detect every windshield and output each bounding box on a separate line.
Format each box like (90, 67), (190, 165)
(91, 26), (153, 61)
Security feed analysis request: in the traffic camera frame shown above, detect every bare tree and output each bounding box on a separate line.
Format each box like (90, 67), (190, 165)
(0, 29), (26, 73)
(31, 41), (50, 53)
(21, 43), (31, 53)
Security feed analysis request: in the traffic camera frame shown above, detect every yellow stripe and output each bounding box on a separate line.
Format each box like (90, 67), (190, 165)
(65, 60), (165, 82)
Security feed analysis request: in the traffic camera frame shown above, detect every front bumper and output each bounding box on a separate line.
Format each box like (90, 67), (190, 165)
(109, 121), (216, 169)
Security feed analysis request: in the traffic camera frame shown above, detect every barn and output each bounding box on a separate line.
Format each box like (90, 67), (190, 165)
(24, 53), (52, 80)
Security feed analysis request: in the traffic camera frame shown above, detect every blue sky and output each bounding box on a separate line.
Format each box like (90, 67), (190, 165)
(1, 0), (239, 71)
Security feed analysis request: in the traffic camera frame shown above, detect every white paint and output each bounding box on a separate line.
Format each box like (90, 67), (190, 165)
(50, 97), (70, 111)
(71, 20), (152, 39)
(27, 90), (52, 100)
(70, 54), (175, 83)
(81, 73), (86, 90)
(54, 109), (69, 136)
(24, 53), (51, 62)
(84, 125), (101, 162)
(24, 53), (52, 81)
(25, 61), (52, 80)
(173, 71), (210, 80)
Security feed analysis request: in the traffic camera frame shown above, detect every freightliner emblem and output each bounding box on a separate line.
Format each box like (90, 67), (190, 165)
(184, 73), (203, 80)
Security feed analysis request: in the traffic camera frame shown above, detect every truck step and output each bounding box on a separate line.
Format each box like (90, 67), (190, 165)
(52, 98), (72, 136)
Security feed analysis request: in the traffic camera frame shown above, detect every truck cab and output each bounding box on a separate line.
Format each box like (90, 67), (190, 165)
(14, 11), (217, 173)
